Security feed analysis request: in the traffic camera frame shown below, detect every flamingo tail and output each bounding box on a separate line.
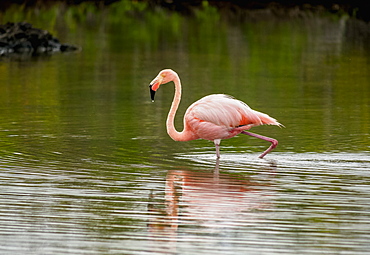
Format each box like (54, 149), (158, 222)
(254, 111), (283, 127)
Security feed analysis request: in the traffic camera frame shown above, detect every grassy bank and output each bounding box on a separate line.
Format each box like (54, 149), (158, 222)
(0, 0), (369, 21)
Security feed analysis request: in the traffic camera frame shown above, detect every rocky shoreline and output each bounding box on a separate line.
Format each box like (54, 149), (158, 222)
(0, 22), (79, 57)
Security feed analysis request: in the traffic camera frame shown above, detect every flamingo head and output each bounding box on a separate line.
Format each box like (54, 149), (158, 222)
(149, 69), (177, 101)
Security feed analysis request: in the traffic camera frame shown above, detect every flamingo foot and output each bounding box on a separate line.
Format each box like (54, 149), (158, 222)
(241, 131), (278, 159)
(257, 140), (278, 159)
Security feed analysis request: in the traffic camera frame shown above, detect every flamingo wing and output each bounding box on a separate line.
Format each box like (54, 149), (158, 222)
(184, 94), (280, 140)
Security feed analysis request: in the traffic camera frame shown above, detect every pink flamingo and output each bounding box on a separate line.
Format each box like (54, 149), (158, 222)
(149, 69), (282, 159)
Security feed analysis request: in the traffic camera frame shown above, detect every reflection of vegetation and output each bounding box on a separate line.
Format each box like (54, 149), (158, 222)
(0, 1), (369, 160)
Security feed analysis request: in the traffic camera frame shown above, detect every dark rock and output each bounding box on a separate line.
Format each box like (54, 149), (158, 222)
(60, 44), (79, 52)
(0, 22), (79, 57)
(13, 40), (33, 53)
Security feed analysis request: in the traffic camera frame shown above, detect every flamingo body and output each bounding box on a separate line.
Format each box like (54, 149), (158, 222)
(149, 69), (282, 158)
(184, 94), (279, 141)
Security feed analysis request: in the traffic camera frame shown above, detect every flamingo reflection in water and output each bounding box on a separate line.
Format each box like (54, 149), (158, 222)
(148, 159), (276, 240)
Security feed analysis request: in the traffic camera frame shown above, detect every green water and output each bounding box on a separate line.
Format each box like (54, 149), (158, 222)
(0, 3), (369, 254)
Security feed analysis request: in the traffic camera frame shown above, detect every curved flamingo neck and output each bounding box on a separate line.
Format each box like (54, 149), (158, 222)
(166, 74), (194, 142)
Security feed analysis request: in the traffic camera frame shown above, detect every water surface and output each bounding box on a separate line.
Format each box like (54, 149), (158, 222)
(0, 3), (369, 254)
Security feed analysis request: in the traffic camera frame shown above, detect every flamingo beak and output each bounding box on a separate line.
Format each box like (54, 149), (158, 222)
(149, 76), (163, 102)
(149, 84), (156, 101)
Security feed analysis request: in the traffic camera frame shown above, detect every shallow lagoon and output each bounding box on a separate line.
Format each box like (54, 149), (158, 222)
(0, 3), (369, 254)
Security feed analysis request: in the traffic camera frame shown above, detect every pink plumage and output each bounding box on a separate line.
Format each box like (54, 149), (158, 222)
(149, 69), (282, 158)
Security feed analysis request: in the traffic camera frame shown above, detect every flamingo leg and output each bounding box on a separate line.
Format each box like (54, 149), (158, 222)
(241, 131), (278, 159)
(213, 139), (221, 158)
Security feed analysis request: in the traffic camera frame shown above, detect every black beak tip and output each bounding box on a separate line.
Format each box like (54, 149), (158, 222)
(149, 85), (156, 101)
